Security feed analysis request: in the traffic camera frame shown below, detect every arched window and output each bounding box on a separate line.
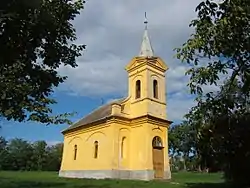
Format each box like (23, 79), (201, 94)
(135, 80), (141, 99)
(152, 136), (163, 148)
(73, 145), (77, 160)
(94, 141), (98, 158)
(153, 79), (158, 99)
(121, 137), (126, 159)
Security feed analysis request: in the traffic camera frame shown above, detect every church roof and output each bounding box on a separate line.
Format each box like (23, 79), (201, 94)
(139, 13), (154, 57)
(139, 29), (154, 57)
(62, 98), (125, 133)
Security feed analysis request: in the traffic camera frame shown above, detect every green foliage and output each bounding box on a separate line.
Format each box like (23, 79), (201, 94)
(0, 137), (8, 170)
(0, 0), (85, 125)
(32, 141), (48, 170)
(176, 0), (250, 96)
(186, 80), (250, 184)
(45, 143), (63, 171)
(8, 138), (34, 170)
(169, 122), (196, 156)
(169, 123), (202, 172)
(175, 0), (250, 186)
(0, 137), (63, 171)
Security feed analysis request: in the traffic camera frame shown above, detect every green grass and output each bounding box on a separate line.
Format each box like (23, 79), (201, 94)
(0, 171), (228, 188)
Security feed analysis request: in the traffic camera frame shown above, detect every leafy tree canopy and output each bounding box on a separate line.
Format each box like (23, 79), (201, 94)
(0, 137), (64, 171)
(176, 0), (250, 186)
(0, 0), (85, 125)
(176, 0), (249, 96)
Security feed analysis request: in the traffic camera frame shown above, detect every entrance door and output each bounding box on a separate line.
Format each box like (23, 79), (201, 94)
(152, 136), (164, 179)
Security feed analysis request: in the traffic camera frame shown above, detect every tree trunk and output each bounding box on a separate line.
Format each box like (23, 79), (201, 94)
(183, 155), (187, 171)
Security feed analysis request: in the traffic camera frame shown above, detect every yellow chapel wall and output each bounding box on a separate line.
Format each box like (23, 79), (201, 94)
(127, 64), (167, 120)
(111, 122), (131, 170)
(110, 121), (151, 170)
(146, 68), (167, 119)
(128, 68), (149, 118)
(60, 123), (115, 171)
(128, 122), (169, 171)
(110, 120), (157, 171)
(146, 123), (170, 171)
(60, 118), (170, 173)
(114, 120), (170, 171)
(128, 122), (150, 170)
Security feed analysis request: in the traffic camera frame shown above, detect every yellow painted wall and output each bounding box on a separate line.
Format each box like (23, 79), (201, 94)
(60, 119), (170, 172)
(110, 120), (170, 171)
(129, 123), (149, 169)
(125, 57), (168, 120)
(148, 123), (170, 171)
(128, 122), (170, 171)
(113, 123), (131, 170)
(60, 123), (115, 171)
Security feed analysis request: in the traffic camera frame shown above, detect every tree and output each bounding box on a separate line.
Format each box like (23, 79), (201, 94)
(32, 141), (48, 170)
(176, 0), (250, 185)
(176, 0), (250, 96)
(0, 136), (9, 170)
(0, 137), (64, 171)
(169, 123), (197, 171)
(0, 0), (85, 125)
(186, 79), (250, 181)
(46, 143), (63, 171)
(8, 138), (34, 170)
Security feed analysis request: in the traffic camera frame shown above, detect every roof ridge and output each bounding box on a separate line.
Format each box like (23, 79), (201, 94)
(62, 97), (125, 133)
(66, 102), (110, 128)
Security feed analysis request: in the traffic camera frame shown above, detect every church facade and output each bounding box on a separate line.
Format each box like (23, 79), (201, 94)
(59, 19), (172, 181)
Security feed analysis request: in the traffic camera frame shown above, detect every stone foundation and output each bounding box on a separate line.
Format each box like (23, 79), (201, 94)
(59, 169), (171, 181)
(164, 169), (171, 180)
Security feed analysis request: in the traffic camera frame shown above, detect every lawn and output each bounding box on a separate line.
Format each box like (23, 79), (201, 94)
(0, 171), (228, 188)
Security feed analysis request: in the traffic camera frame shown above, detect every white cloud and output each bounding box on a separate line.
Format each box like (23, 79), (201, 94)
(167, 92), (196, 121)
(57, 0), (216, 122)
(46, 140), (62, 146)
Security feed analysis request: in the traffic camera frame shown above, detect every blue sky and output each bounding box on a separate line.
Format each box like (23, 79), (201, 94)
(1, 0), (214, 144)
(1, 93), (120, 144)
(1, 92), (184, 144)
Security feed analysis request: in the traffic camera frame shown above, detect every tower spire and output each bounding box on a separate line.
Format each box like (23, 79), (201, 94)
(139, 12), (154, 57)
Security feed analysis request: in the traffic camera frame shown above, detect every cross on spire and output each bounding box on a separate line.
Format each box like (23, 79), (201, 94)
(139, 12), (154, 57)
(144, 12), (148, 29)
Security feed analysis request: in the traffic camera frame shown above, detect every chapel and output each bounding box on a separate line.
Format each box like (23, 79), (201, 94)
(59, 16), (172, 181)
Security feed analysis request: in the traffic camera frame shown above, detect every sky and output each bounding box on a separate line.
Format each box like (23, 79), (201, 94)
(1, 0), (208, 144)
